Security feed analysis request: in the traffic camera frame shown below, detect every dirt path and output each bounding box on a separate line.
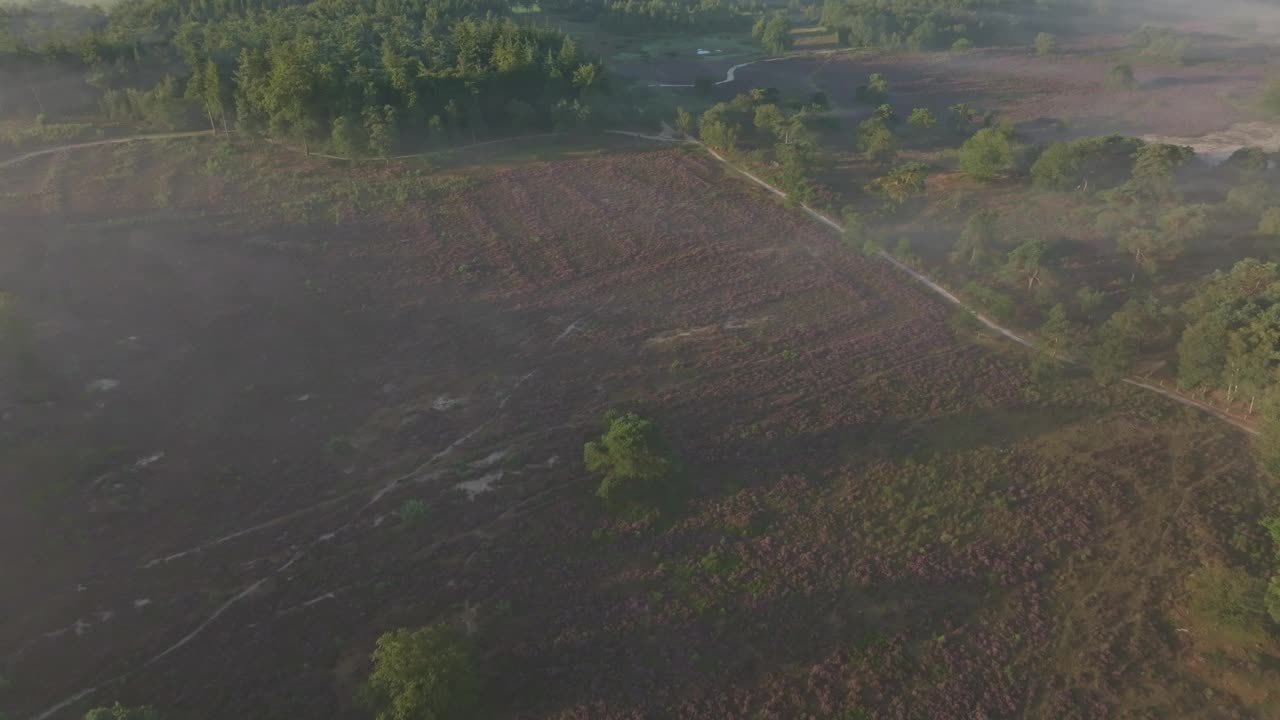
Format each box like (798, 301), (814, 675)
(269, 131), (566, 162)
(610, 128), (1262, 437)
(645, 48), (853, 89)
(0, 131), (213, 170)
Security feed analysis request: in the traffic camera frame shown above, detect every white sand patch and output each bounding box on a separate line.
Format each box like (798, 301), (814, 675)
(645, 325), (718, 345)
(456, 470), (502, 500)
(432, 394), (466, 410)
(469, 449), (509, 469)
(1144, 121), (1280, 164)
(133, 453), (164, 470)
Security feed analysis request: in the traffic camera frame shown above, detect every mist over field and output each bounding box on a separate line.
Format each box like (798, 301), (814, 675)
(7, 0), (1280, 717)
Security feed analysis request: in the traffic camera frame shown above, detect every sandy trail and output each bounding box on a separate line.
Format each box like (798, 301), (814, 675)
(0, 131), (213, 169)
(611, 128), (1261, 437)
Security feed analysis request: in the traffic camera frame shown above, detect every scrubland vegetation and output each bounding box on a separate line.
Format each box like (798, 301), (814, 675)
(8, 0), (1280, 717)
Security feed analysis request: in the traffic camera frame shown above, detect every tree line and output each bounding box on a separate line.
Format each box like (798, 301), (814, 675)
(1, 0), (619, 155)
(814, 0), (1065, 52)
(539, 0), (758, 31)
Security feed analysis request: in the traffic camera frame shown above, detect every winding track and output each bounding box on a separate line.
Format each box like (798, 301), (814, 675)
(0, 131), (213, 170)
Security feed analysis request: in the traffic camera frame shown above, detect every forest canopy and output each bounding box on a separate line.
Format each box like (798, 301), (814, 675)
(0, 0), (615, 154)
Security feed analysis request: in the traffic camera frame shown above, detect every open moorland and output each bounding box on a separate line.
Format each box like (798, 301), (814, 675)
(634, 29), (1275, 139)
(1, 135), (1278, 719)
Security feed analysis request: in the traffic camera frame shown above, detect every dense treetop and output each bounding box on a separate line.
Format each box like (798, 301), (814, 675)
(1, 0), (613, 153)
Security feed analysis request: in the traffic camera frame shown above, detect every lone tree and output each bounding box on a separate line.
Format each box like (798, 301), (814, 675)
(907, 107), (936, 129)
(1034, 32), (1057, 56)
(674, 106), (694, 136)
(959, 127), (1015, 180)
(1040, 304), (1077, 359)
(363, 624), (480, 720)
(858, 116), (897, 163)
(759, 15), (793, 55)
(584, 410), (680, 510)
(855, 73), (888, 104)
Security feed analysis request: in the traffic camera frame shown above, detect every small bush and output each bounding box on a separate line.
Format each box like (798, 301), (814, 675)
(1034, 32), (1056, 56)
(906, 107), (936, 129)
(1105, 63), (1136, 92)
(399, 499), (430, 526)
(959, 128), (1015, 180)
(841, 211), (865, 248)
(1186, 565), (1266, 641)
(962, 281), (1016, 324)
(951, 38), (973, 52)
(1076, 286), (1105, 315)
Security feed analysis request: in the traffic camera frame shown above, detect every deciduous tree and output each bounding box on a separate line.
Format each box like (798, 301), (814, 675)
(1034, 32), (1056, 56)
(1001, 238), (1051, 290)
(960, 127), (1015, 180)
(362, 624), (479, 720)
(584, 410), (680, 510)
(906, 107), (935, 129)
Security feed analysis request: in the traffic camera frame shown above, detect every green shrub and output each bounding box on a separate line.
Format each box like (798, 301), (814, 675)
(959, 127), (1015, 180)
(1076, 286), (1105, 315)
(362, 624), (479, 720)
(584, 410), (680, 511)
(1186, 565), (1266, 640)
(399, 499), (430, 526)
(841, 211), (865, 248)
(961, 281), (1016, 324)
(1105, 63), (1136, 92)
(1267, 576), (1280, 624)
(84, 705), (161, 720)
(1034, 32), (1056, 56)
(951, 38), (973, 52)
(1030, 141), (1080, 190)
(906, 107), (936, 129)
(1226, 183), (1272, 215)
